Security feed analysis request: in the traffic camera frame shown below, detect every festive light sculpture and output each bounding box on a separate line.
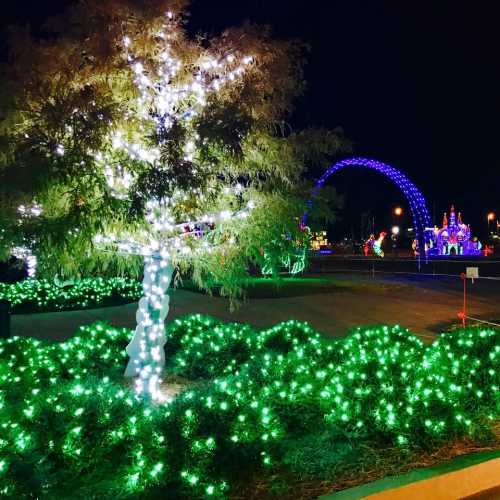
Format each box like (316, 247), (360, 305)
(261, 230), (309, 276)
(302, 157), (431, 255)
(362, 231), (386, 257)
(91, 13), (256, 401)
(310, 231), (330, 251)
(261, 247), (307, 275)
(372, 231), (386, 257)
(426, 205), (482, 256)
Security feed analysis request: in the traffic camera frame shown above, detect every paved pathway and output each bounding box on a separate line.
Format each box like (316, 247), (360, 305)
(323, 449), (500, 500)
(11, 274), (500, 342)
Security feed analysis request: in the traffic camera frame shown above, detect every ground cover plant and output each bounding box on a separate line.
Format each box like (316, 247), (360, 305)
(0, 278), (142, 313)
(0, 317), (498, 499)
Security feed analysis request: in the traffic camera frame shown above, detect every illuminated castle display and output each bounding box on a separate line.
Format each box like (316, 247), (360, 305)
(426, 205), (481, 256)
(310, 231), (329, 251)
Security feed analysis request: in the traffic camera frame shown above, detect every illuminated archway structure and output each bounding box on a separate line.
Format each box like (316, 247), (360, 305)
(303, 157), (431, 253)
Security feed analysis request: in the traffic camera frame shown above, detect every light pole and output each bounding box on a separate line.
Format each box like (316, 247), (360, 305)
(393, 207), (403, 253)
(391, 225), (400, 256)
(487, 212), (495, 238)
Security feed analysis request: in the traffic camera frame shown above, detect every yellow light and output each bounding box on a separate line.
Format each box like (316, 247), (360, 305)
(394, 207), (403, 216)
(487, 212), (495, 221)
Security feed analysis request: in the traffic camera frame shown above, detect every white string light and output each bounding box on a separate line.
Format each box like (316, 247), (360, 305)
(93, 13), (255, 401)
(12, 247), (38, 278)
(13, 203), (43, 278)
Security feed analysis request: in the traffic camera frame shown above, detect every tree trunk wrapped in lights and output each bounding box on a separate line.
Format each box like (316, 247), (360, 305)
(95, 200), (255, 400)
(125, 254), (173, 399)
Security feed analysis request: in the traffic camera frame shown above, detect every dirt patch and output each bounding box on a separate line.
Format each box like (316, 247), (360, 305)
(232, 427), (500, 500)
(124, 373), (195, 402)
(160, 373), (195, 401)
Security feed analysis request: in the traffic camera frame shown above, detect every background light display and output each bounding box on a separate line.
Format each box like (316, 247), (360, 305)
(426, 205), (482, 256)
(303, 157), (432, 252)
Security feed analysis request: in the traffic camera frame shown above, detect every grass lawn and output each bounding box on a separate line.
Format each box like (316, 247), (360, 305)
(182, 276), (409, 299)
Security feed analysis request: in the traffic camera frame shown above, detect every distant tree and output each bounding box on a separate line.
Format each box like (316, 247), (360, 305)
(0, 0), (346, 399)
(305, 184), (344, 232)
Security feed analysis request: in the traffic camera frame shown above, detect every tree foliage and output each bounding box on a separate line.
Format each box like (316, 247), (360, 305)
(0, 0), (347, 295)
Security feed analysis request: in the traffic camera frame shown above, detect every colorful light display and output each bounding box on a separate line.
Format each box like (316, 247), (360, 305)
(372, 231), (387, 257)
(0, 316), (498, 498)
(261, 249), (307, 276)
(310, 231), (329, 251)
(303, 157), (431, 254)
(425, 205), (482, 256)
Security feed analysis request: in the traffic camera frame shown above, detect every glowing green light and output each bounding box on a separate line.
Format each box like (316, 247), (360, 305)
(0, 315), (498, 498)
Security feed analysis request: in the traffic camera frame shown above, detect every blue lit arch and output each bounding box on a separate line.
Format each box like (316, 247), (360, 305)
(303, 157), (431, 251)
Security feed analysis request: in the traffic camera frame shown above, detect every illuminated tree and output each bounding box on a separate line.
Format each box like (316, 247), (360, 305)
(0, 0), (345, 399)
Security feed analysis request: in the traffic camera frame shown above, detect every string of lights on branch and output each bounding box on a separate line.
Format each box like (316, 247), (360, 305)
(90, 10), (256, 401)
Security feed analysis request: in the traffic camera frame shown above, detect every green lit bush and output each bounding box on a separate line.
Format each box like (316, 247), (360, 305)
(0, 317), (499, 499)
(166, 315), (332, 381)
(0, 323), (130, 406)
(166, 315), (256, 379)
(0, 277), (142, 313)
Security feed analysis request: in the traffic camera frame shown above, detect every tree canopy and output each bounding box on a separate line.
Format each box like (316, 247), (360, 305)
(0, 0), (347, 297)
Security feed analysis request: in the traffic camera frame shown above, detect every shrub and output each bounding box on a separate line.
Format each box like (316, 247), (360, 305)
(0, 319), (498, 498)
(0, 277), (141, 313)
(167, 315), (256, 379)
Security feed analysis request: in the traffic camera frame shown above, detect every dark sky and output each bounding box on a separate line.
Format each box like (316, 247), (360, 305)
(2, 0), (499, 238)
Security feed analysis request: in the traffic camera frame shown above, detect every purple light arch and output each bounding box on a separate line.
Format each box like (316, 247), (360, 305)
(303, 157), (431, 252)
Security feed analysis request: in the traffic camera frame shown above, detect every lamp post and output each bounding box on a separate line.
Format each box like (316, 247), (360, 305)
(391, 225), (400, 256)
(487, 212), (495, 238)
(392, 207), (403, 254)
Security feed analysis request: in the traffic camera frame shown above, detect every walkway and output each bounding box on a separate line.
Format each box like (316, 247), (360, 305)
(11, 274), (500, 342)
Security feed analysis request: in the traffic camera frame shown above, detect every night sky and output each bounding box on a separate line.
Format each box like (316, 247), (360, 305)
(2, 0), (499, 239)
